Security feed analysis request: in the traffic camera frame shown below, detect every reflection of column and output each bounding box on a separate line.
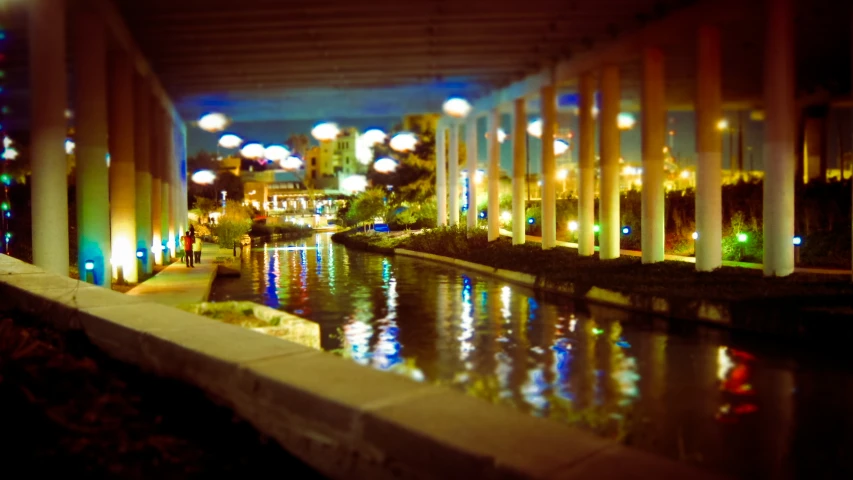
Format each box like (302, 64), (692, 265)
(487, 109), (500, 241)
(599, 65), (621, 259)
(73, 11), (110, 285)
(134, 74), (153, 275)
(436, 122), (447, 226)
(641, 47), (666, 264)
(512, 99), (527, 245)
(541, 85), (557, 249)
(466, 117), (479, 231)
(600, 321), (623, 416)
(29, 0), (69, 276)
(448, 123), (460, 226)
(763, 0), (795, 277)
(573, 315), (597, 410)
(108, 50), (138, 283)
(696, 26), (723, 272)
(578, 72), (595, 256)
(509, 291), (529, 407)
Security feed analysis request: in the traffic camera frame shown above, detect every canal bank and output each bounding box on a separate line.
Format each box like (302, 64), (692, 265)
(212, 234), (853, 479)
(331, 228), (853, 338)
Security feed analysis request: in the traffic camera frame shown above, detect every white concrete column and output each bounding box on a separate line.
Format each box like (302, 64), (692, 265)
(165, 116), (176, 257)
(512, 98), (527, 245)
(29, 0), (69, 276)
(448, 122), (460, 226)
(578, 72), (596, 256)
(73, 11), (110, 285)
(108, 51), (138, 283)
(641, 47), (666, 264)
(436, 122), (447, 226)
(487, 109), (500, 242)
(695, 26), (723, 272)
(134, 75), (153, 275)
(763, 0), (796, 277)
(541, 85), (557, 249)
(150, 101), (163, 265)
(157, 106), (171, 260)
(599, 65), (621, 260)
(466, 116), (479, 231)
(179, 123), (189, 236)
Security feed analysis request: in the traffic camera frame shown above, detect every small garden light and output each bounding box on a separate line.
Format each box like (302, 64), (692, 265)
(793, 236), (802, 246)
(737, 233), (748, 243)
(479, 211), (486, 219)
(0, 173), (10, 185)
(692, 232), (699, 240)
(136, 249), (145, 258)
(568, 221), (578, 232)
(527, 218), (535, 225)
(621, 226), (631, 235)
(0, 201), (8, 211)
(84, 260), (95, 271)
(593, 224), (600, 233)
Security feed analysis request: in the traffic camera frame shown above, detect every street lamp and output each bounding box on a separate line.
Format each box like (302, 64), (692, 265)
(198, 112), (229, 132)
(373, 157), (398, 173)
(617, 113), (636, 130)
(527, 119), (542, 138)
(264, 144), (290, 162)
(191, 170), (216, 185)
(218, 133), (243, 149)
(442, 97), (471, 118)
(281, 156), (303, 170)
(362, 128), (387, 146)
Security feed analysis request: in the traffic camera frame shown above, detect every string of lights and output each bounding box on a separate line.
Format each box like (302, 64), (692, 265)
(0, 20), (11, 255)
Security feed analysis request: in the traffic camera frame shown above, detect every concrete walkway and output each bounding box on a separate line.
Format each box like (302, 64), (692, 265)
(126, 259), (217, 306)
(500, 229), (851, 276)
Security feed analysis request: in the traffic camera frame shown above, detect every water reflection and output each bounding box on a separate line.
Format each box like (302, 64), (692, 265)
(211, 234), (853, 478)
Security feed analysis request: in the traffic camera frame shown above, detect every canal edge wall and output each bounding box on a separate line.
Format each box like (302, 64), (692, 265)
(394, 248), (733, 327)
(0, 253), (715, 480)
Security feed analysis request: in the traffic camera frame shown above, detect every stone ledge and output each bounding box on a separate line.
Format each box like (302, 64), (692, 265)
(0, 253), (719, 479)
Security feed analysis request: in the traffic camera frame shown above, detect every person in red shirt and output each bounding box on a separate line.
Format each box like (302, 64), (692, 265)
(182, 231), (194, 267)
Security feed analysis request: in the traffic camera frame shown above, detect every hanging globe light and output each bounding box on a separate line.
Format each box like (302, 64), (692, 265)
(442, 97), (471, 118)
(554, 139), (570, 155)
(311, 122), (340, 142)
(389, 132), (418, 152)
(264, 144), (290, 162)
(361, 128), (387, 146)
(373, 158), (399, 173)
(191, 170), (216, 185)
(617, 113), (636, 130)
(218, 133), (243, 149)
(240, 142), (265, 159)
(280, 156), (303, 170)
(198, 112), (229, 132)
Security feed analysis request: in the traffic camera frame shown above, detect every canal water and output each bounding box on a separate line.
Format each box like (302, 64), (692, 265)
(209, 233), (853, 479)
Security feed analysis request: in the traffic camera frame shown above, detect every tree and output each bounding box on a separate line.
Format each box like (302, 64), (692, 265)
(395, 208), (417, 231)
(193, 196), (218, 223)
(369, 121), (437, 204)
(286, 134), (311, 158)
(346, 188), (387, 228)
(213, 200), (252, 248)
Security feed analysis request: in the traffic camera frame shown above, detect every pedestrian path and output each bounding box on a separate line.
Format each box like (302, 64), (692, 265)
(499, 229), (851, 276)
(126, 259), (217, 306)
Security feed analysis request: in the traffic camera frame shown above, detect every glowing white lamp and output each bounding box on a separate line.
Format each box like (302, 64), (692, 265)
(442, 97), (472, 118)
(264, 144), (290, 162)
(191, 170), (216, 185)
(390, 132), (418, 152)
(341, 175), (368, 193)
(557, 169), (569, 180)
(527, 119), (542, 138)
(373, 158), (398, 173)
(218, 134), (243, 149)
(554, 139), (570, 155)
(568, 221), (578, 232)
(312, 122), (339, 142)
(280, 156), (303, 170)
(362, 128), (387, 146)
(65, 139), (75, 155)
(240, 142), (265, 159)
(617, 113), (636, 130)
(485, 128), (507, 144)
(717, 118), (729, 131)
(198, 112), (229, 132)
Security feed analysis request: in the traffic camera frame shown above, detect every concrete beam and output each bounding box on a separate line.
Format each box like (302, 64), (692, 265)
(87, 0), (182, 126)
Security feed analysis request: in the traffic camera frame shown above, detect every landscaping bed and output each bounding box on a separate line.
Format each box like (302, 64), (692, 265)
(330, 229), (408, 255)
(396, 227), (853, 303)
(0, 311), (323, 478)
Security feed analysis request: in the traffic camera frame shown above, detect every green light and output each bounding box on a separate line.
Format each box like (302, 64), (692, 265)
(592, 327), (604, 335)
(4, 232), (10, 240)
(737, 233), (748, 243)
(0, 173), (10, 185)
(0, 201), (9, 211)
(593, 224), (600, 233)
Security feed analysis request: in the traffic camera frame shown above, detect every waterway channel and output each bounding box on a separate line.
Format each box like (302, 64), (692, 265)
(209, 233), (853, 479)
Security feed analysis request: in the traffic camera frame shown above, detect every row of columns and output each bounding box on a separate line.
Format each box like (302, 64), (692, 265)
(29, 0), (187, 285)
(435, 0), (799, 277)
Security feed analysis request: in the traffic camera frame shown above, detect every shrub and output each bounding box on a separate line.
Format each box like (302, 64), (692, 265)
(213, 200), (252, 248)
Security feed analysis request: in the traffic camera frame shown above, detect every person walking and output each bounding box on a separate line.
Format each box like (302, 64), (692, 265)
(182, 231), (194, 267)
(193, 235), (203, 264)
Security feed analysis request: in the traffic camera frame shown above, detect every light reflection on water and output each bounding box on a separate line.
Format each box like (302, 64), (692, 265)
(215, 234), (853, 479)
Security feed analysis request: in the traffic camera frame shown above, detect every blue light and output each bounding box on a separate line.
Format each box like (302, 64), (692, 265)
(527, 218), (534, 224)
(793, 236), (802, 246)
(84, 260), (95, 271)
(136, 249), (145, 258)
(621, 226), (631, 235)
(479, 211), (486, 219)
